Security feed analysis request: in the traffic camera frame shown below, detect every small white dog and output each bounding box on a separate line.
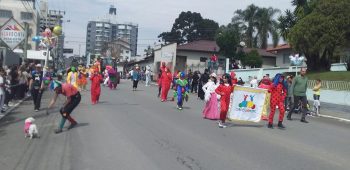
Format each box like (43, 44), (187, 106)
(24, 117), (39, 139)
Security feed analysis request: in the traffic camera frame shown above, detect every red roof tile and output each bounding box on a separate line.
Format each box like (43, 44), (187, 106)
(177, 40), (219, 53)
(266, 44), (292, 52)
(243, 48), (277, 57)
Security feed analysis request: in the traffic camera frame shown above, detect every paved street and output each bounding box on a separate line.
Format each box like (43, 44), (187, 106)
(0, 80), (349, 170)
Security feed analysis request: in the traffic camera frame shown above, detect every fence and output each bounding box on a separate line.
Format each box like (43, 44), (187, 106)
(308, 80), (350, 91)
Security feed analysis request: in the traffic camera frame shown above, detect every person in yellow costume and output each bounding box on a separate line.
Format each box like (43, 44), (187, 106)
(67, 66), (79, 89)
(77, 65), (88, 91)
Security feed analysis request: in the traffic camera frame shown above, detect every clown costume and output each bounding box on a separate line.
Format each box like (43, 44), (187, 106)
(174, 72), (189, 110)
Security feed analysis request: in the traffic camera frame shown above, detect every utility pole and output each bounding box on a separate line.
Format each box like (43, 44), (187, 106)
(23, 22), (29, 64)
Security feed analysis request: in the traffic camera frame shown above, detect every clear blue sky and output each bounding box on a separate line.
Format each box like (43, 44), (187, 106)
(47, 0), (293, 56)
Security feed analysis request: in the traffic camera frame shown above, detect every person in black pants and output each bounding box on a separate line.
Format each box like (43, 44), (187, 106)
(191, 71), (199, 93)
(29, 64), (44, 112)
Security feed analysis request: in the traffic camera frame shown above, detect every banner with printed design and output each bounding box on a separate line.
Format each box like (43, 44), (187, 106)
(228, 86), (267, 122)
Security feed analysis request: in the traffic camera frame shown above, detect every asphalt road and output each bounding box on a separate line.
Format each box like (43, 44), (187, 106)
(0, 80), (349, 170)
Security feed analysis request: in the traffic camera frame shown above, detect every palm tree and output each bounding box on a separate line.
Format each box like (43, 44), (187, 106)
(278, 10), (296, 41)
(232, 4), (260, 48)
(255, 7), (281, 48)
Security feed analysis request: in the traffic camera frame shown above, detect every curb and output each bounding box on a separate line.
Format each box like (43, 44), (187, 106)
(318, 114), (350, 123)
(0, 96), (30, 121)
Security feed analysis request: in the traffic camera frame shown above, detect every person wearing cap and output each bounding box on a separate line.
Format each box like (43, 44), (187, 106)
(202, 72), (220, 120)
(268, 74), (287, 129)
(47, 81), (81, 134)
(29, 64), (44, 112)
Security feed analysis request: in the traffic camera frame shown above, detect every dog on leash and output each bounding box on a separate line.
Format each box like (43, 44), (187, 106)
(24, 117), (39, 139)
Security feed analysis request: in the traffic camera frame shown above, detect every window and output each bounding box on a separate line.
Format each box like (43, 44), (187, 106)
(283, 53), (290, 64)
(21, 12), (33, 20)
(125, 51), (129, 54)
(0, 10), (12, 18)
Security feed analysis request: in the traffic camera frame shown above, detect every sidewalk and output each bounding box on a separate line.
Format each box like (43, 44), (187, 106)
(0, 96), (30, 121)
(150, 81), (350, 122)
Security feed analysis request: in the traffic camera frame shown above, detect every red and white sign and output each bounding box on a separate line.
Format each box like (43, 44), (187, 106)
(0, 18), (25, 50)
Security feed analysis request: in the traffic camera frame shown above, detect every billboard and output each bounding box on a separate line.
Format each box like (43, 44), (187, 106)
(0, 18), (25, 50)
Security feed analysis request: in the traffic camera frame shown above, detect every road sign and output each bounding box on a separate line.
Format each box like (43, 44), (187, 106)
(0, 17), (25, 50)
(63, 48), (73, 53)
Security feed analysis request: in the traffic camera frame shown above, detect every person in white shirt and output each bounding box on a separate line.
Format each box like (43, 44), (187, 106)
(145, 66), (152, 86)
(250, 76), (258, 88)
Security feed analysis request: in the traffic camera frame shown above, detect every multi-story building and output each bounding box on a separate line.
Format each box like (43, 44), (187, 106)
(85, 5), (138, 59)
(85, 21), (112, 56)
(0, 0), (39, 51)
(108, 38), (131, 62)
(115, 23), (138, 57)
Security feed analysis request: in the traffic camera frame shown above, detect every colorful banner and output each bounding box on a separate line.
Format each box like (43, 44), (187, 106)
(228, 86), (267, 122)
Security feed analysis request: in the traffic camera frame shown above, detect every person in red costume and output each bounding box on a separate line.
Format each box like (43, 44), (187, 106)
(90, 69), (103, 104)
(230, 71), (238, 85)
(268, 74), (287, 129)
(160, 67), (172, 102)
(215, 74), (234, 128)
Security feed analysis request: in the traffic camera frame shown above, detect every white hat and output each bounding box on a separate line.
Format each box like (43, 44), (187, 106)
(36, 64), (42, 67)
(210, 73), (217, 78)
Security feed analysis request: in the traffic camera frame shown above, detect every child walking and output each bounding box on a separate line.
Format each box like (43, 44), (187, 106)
(215, 74), (234, 128)
(174, 72), (189, 110)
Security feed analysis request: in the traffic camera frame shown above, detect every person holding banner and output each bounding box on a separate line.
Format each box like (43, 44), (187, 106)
(215, 74), (234, 128)
(268, 74), (287, 129)
(202, 73), (220, 120)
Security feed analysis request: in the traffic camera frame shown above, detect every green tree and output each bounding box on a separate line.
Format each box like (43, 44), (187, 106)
(278, 10), (296, 41)
(241, 49), (263, 68)
(232, 4), (260, 48)
(215, 24), (241, 59)
(158, 11), (219, 44)
(144, 45), (154, 57)
(197, 19), (219, 41)
(256, 7), (280, 48)
(232, 4), (280, 48)
(288, 0), (350, 70)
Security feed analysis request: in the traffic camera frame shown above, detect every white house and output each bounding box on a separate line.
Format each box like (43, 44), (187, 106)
(153, 40), (225, 76)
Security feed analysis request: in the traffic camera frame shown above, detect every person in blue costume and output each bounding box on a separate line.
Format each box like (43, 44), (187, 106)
(174, 72), (189, 110)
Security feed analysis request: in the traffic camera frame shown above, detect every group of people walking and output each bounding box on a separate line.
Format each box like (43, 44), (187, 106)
(156, 62), (316, 129)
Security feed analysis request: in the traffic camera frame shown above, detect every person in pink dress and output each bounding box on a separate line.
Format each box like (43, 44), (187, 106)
(215, 74), (234, 128)
(202, 73), (220, 120)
